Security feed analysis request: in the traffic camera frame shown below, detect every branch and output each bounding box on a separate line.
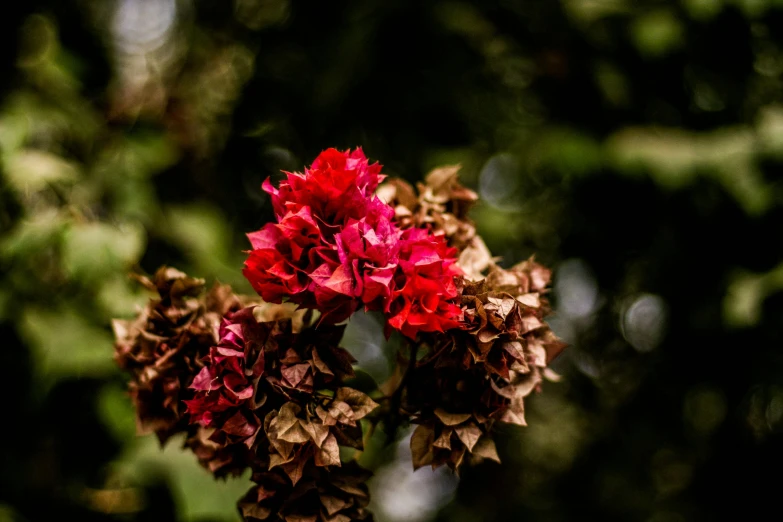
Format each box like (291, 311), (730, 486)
(384, 340), (419, 444)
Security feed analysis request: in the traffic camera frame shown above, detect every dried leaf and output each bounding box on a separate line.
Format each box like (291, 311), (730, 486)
(516, 293), (541, 308)
(543, 367), (562, 382)
(455, 423), (482, 452)
(272, 403), (301, 434)
(491, 372), (540, 400)
(285, 515), (317, 522)
(519, 315), (543, 334)
(320, 495), (351, 516)
(433, 408), (472, 426)
(302, 419), (330, 447)
(328, 400), (357, 426)
(472, 436), (501, 463)
(222, 411), (259, 439)
(281, 457), (308, 485)
(335, 388), (378, 420)
(457, 237), (493, 280)
(500, 397), (527, 426)
(332, 424), (364, 450)
(315, 433), (341, 467)
(282, 363), (311, 388)
(324, 513), (351, 522)
(425, 165), (461, 191)
(316, 405), (337, 426)
(278, 420), (310, 444)
(311, 349), (334, 376)
(241, 502), (273, 521)
(433, 428), (453, 450)
(501, 341), (526, 362)
(410, 424), (435, 470)
(544, 340), (568, 364)
(111, 319), (129, 341)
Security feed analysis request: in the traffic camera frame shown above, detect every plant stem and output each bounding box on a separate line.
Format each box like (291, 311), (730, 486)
(385, 340), (419, 444)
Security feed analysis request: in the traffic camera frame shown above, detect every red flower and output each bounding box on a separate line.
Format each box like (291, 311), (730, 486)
(387, 228), (464, 339)
(243, 148), (465, 338)
(184, 307), (267, 452)
(244, 148), (394, 323)
(263, 148), (385, 227)
(243, 207), (320, 303)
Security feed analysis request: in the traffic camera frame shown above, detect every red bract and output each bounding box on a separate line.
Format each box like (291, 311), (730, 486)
(244, 148), (394, 324)
(263, 148), (385, 226)
(243, 208), (319, 303)
(184, 307), (267, 452)
(243, 147), (465, 338)
(387, 229), (464, 339)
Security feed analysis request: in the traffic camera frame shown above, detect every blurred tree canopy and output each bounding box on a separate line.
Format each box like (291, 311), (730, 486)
(1, 0), (783, 521)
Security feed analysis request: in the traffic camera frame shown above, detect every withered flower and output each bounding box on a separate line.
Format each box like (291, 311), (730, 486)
(239, 462), (373, 522)
(377, 165), (476, 243)
(185, 304), (378, 483)
(409, 408), (500, 472)
(264, 387), (377, 485)
(406, 258), (566, 471)
(113, 266), (243, 444)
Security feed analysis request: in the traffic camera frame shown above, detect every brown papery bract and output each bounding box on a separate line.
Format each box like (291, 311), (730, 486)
(405, 259), (566, 472)
(379, 168), (566, 473)
(239, 462), (373, 522)
(113, 266), (245, 445)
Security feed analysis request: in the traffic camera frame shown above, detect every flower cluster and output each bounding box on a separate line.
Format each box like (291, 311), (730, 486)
(382, 169), (566, 472)
(184, 305), (378, 485)
(239, 463), (372, 522)
(114, 149), (566, 521)
(243, 148), (463, 338)
(192, 301), (309, 476)
(113, 267), (243, 444)
(376, 164), (494, 281)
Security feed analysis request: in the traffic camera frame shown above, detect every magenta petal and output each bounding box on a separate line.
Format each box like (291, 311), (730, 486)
(323, 263), (357, 296)
(191, 366), (218, 391)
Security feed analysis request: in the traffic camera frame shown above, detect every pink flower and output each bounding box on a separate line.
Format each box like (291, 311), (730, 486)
(387, 229), (464, 339)
(184, 307), (266, 450)
(243, 207), (320, 303)
(243, 148), (465, 338)
(262, 148), (385, 229)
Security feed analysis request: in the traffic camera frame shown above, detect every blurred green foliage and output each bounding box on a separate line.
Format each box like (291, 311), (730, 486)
(2, 1), (783, 521)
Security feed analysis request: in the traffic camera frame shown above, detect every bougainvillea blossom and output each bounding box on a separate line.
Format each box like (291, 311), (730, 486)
(113, 267), (244, 445)
(386, 228), (463, 338)
(184, 302), (378, 484)
(243, 148), (465, 338)
(184, 307), (268, 452)
(263, 147), (385, 223)
(114, 151), (567, 522)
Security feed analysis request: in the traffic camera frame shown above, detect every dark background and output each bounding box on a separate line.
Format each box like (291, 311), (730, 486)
(1, 1), (783, 521)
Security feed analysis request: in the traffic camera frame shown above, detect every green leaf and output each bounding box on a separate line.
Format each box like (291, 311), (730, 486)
(62, 221), (146, 283)
(96, 274), (151, 320)
(342, 368), (379, 395)
(0, 209), (67, 259)
(631, 10), (684, 58)
(21, 305), (115, 380)
(163, 203), (247, 286)
(92, 131), (179, 181)
(98, 383), (137, 443)
(113, 435), (250, 522)
(4, 149), (80, 193)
